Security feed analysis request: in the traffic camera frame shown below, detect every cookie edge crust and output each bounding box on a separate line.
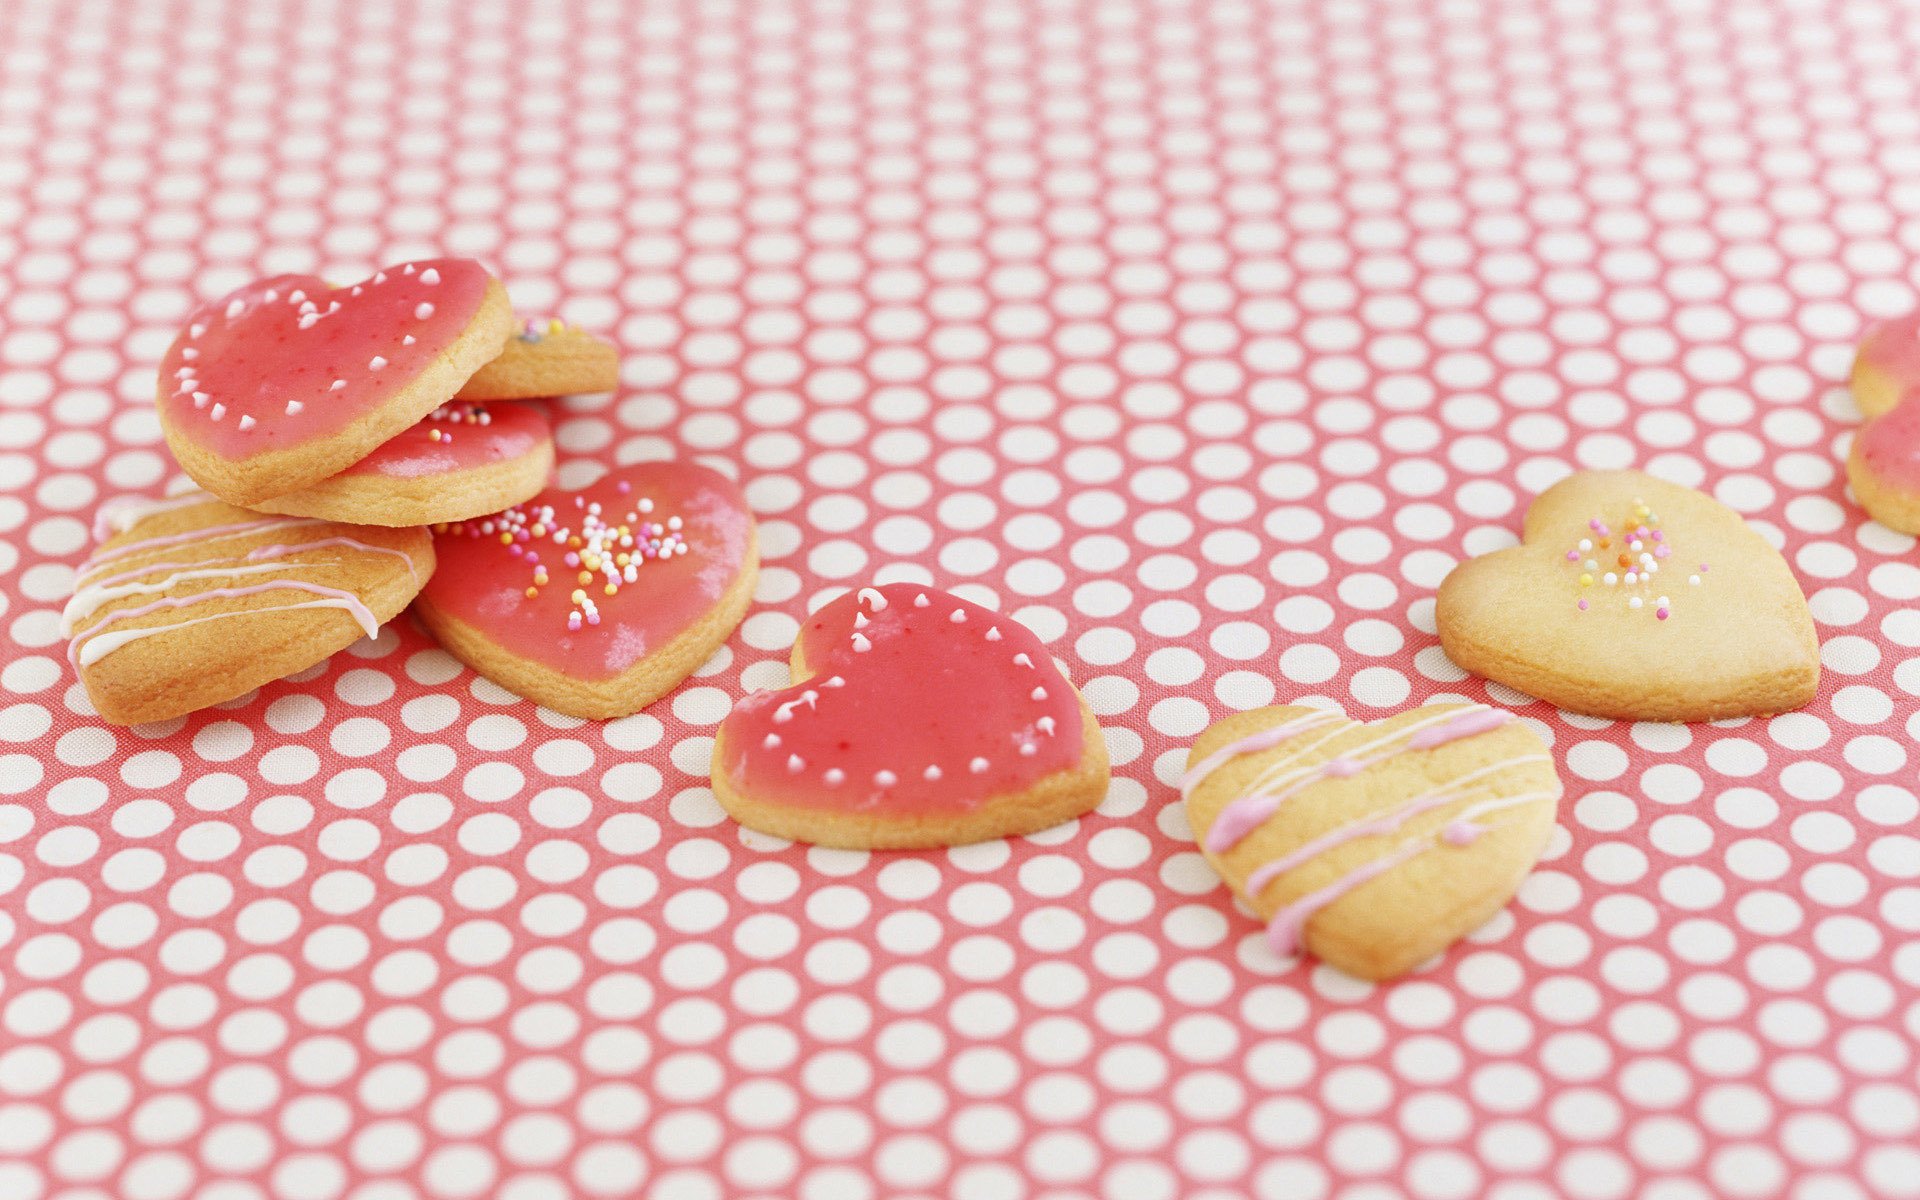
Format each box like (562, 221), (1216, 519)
(456, 329), (620, 401)
(249, 433), (554, 527)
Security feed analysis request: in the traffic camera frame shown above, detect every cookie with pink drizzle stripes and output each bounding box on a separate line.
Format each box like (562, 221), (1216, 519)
(249, 400), (554, 527)
(156, 258), (514, 506)
(67, 494), (433, 726)
(711, 583), (1110, 849)
(1182, 702), (1561, 982)
(413, 462), (758, 719)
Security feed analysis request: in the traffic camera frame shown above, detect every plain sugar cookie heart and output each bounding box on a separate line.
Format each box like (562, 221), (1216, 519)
(67, 495), (433, 726)
(412, 462), (757, 719)
(157, 258), (514, 505)
(1183, 703), (1561, 981)
(1436, 469), (1819, 722)
(711, 583), (1110, 849)
(456, 317), (619, 400)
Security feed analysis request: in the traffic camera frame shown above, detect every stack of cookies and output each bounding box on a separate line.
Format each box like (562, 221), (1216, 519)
(63, 257), (686, 726)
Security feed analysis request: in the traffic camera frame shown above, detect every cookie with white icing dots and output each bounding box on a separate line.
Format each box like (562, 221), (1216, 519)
(455, 318), (619, 401)
(67, 495), (433, 726)
(412, 462), (757, 719)
(157, 258), (515, 506)
(711, 583), (1110, 850)
(1436, 470), (1819, 722)
(1183, 703), (1561, 982)
(249, 400), (554, 527)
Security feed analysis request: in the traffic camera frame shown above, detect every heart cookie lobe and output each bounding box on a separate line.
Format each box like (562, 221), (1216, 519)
(1184, 703), (1561, 982)
(1846, 390), (1920, 534)
(1850, 313), (1920, 420)
(456, 318), (619, 400)
(249, 400), (554, 527)
(157, 259), (514, 505)
(712, 584), (1110, 849)
(413, 462), (757, 719)
(1436, 470), (1818, 722)
(67, 495), (433, 726)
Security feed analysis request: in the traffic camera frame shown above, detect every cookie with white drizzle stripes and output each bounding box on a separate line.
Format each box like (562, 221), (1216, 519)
(711, 583), (1110, 849)
(67, 495), (433, 726)
(1182, 703), (1561, 982)
(156, 258), (514, 506)
(455, 317), (619, 401)
(249, 400), (553, 527)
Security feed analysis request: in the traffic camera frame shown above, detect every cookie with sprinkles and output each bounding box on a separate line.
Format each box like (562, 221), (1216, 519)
(1436, 470), (1818, 722)
(67, 493), (433, 726)
(156, 258), (514, 506)
(455, 318), (619, 401)
(710, 583), (1111, 849)
(412, 461), (757, 719)
(249, 400), (554, 527)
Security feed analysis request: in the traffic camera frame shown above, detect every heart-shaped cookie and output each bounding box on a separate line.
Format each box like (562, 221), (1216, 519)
(1436, 469), (1819, 721)
(412, 462), (757, 719)
(1183, 703), (1561, 981)
(67, 495), (433, 725)
(1849, 311), (1920, 420)
(711, 583), (1110, 849)
(250, 400), (554, 527)
(1846, 391), (1920, 534)
(456, 317), (619, 400)
(157, 259), (514, 505)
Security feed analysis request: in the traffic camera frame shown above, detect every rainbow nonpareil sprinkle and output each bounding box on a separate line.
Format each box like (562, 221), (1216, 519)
(1567, 498), (1703, 617)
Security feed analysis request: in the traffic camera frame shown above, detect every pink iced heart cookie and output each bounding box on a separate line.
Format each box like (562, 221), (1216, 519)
(1850, 312), (1920, 420)
(157, 258), (514, 505)
(1847, 388), (1920, 535)
(412, 462), (757, 719)
(711, 584), (1110, 849)
(250, 400), (554, 527)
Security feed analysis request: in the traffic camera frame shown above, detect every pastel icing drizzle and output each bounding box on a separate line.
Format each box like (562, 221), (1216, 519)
(717, 583), (1084, 815)
(157, 259), (493, 457)
(420, 463), (753, 680)
(1184, 705), (1551, 960)
(1857, 391), (1920, 491)
(340, 400), (548, 480)
(66, 499), (418, 669)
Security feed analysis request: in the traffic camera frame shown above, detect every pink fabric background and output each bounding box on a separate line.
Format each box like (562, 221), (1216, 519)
(2, 1), (1918, 1197)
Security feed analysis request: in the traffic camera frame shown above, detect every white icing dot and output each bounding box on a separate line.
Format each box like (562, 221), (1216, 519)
(225, 299), (244, 318)
(1038, 717), (1057, 735)
(402, 264), (416, 275)
(950, 609), (966, 623)
(403, 334), (416, 345)
(824, 769), (845, 786)
(1690, 575), (1702, 585)
(420, 267), (441, 285)
(875, 771), (897, 787)
(969, 757), (989, 774)
(298, 313), (320, 330)
(1013, 653), (1033, 667)
(914, 593), (930, 607)
(288, 289), (306, 304)
(190, 322), (207, 338)
(787, 754), (805, 773)
(1629, 596), (1644, 609)
(852, 633), (872, 652)
(237, 415), (255, 431)
(986, 626), (1002, 641)
(924, 765), (942, 781)
(181, 347), (198, 360)
(331, 379), (346, 391)
(263, 288), (279, 302)
(285, 401), (303, 415)
(192, 391), (209, 408)
(762, 734), (780, 749)
(857, 586), (888, 611)
(415, 302), (435, 320)
(209, 403), (226, 420)
(1020, 744), (1037, 756)
(369, 356), (388, 370)
(1031, 687), (1047, 701)
(373, 271), (387, 283)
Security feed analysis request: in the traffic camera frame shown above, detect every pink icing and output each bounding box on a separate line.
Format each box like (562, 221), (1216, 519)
(716, 583), (1085, 816)
(340, 401), (548, 480)
(83, 516), (327, 571)
(69, 579), (378, 669)
(1202, 705), (1510, 854)
(420, 463), (754, 680)
(1857, 390), (1920, 490)
(157, 259), (493, 459)
(1856, 313), (1920, 388)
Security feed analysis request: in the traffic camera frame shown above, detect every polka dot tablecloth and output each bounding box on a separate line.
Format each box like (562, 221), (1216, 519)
(3, 0), (1920, 1197)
